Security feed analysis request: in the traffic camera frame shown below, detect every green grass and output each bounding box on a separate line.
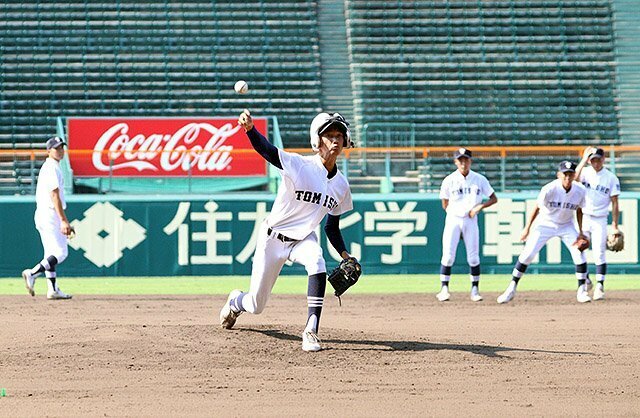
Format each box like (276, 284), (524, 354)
(1, 275), (639, 295)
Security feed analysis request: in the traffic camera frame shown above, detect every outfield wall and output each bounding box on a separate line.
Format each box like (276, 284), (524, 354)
(1, 193), (638, 277)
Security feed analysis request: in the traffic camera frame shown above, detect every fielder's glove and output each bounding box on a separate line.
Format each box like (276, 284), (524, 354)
(607, 229), (625, 252)
(328, 257), (362, 301)
(573, 234), (590, 252)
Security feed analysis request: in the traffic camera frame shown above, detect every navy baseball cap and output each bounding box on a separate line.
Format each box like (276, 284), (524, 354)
(45, 136), (66, 150)
(558, 160), (577, 173)
(589, 147), (605, 160)
(453, 147), (472, 159)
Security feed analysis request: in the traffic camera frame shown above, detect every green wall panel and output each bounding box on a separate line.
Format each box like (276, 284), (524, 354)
(2, 193), (638, 277)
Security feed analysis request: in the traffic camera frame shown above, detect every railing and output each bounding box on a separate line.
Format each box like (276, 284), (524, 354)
(0, 148), (276, 194)
(2, 144), (640, 194)
(303, 144), (640, 192)
(361, 122), (418, 180)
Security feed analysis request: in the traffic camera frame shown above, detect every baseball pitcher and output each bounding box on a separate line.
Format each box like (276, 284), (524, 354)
(497, 161), (590, 304)
(21, 136), (73, 300)
(219, 110), (357, 352)
(437, 147), (497, 302)
(575, 146), (621, 300)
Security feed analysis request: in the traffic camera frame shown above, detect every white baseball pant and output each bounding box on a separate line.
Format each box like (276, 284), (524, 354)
(241, 222), (325, 314)
(518, 224), (586, 266)
(35, 209), (68, 263)
(582, 214), (608, 266)
(441, 214), (480, 266)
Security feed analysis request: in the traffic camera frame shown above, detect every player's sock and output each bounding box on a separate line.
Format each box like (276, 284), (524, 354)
(30, 255), (58, 277)
(470, 264), (480, 289)
(43, 256), (59, 292)
(45, 270), (56, 293)
(29, 263), (45, 277)
(230, 292), (246, 313)
(511, 261), (528, 286)
(32, 255), (58, 278)
(596, 263), (606, 283)
(440, 265), (451, 289)
(597, 281), (605, 291)
(305, 272), (326, 333)
(575, 263), (588, 288)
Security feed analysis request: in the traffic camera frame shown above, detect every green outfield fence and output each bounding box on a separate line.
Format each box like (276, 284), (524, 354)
(1, 193), (637, 277)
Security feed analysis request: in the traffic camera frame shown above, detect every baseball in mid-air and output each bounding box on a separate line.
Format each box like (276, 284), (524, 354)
(234, 80), (249, 94)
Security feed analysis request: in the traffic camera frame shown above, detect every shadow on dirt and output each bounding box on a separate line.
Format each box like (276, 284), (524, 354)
(244, 328), (595, 358)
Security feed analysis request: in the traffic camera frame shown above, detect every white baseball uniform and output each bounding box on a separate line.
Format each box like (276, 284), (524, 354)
(580, 166), (620, 267)
(34, 157), (68, 263)
(518, 179), (587, 266)
(439, 169), (494, 267)
(241, 149), (353, 314)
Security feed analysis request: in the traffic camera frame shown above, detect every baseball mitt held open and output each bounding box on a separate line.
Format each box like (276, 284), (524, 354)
(328, 257), (362, 302)
(573, 234), (590, 252)
(607, 229), (625, 252)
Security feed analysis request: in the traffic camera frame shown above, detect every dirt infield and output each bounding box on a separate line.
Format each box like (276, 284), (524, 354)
(1, 291), (639, 417)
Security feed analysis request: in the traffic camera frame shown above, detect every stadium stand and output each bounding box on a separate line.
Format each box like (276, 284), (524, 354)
(418, 151), (584, 193)
(611, 0), (640, 190)
(1, 0), (636, 194)
(0, 0), (322, 194)
(0, 157), (43, 195)
(317, 0), (356, 126)
(344, 0), (623, 191)
(345, 0), (618, 145)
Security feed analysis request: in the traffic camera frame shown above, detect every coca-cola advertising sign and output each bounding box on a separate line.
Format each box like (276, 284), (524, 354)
(67, 118), (268, 177)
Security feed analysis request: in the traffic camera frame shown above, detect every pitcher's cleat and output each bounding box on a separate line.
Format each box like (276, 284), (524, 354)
(220, 289), (243, 329)
(302, 330), (321, 352)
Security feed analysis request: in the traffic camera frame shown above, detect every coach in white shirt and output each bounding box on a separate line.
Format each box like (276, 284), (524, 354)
(575, 147), (621, 301)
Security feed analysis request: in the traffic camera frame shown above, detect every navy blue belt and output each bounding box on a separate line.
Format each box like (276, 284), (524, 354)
(267, 227), (297, 242)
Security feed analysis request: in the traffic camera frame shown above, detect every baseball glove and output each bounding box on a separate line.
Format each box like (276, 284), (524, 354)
(607, 229), (624, 252)
(328, 257), (362, 299)
(573, 234), (590, 252)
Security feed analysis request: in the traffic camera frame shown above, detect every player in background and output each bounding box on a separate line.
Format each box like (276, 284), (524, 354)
(436, 148), (497, 302)
(497, 161), (590, 304)
(21, 136), (73, 300)
(219, 109), (356, 352)
(575, 147), (621, 300)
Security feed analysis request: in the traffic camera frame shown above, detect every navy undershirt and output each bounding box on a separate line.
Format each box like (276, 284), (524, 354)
(324, 214), (347, 255)
(246, 127), (282, 169)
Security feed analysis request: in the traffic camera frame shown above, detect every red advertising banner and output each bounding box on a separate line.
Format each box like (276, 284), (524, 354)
(67, 118), (268, 177)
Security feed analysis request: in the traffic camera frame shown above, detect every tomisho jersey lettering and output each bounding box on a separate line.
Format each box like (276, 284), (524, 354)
(580, 166), (621, 217)
(267, 150), (353, 240)
(439, 170), (494, 217)
(536, 179), (587, 228)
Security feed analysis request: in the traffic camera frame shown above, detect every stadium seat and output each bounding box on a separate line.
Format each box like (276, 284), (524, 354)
(346, 0), (618, 148)
(0, 0), (322, 149)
